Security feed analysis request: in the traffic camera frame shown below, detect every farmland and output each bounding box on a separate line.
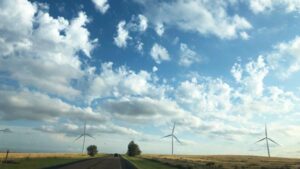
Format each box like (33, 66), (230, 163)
(139, 155), (300, 169)
(0, 153), (101, 169)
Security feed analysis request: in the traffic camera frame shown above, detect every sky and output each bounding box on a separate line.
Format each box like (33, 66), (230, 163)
(1, 0), (300, 157)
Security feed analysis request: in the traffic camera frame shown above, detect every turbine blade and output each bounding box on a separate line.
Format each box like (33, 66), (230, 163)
(85, 133), (95, 139)
(173, 135), (182, 144)
(162, 134), (172, 138)
(74, 134), (83, 142)
(255, 137), (266, 143)
(172, 122), (176, 134)
(268, 138), (280, 146)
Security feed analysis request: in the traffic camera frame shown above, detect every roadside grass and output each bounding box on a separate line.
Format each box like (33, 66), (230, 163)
(124, 155), (178, 169)
(0, 153), (106, 169)
(0, 157), (83, 169)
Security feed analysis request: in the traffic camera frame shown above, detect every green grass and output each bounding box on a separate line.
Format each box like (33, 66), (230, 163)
(124, 155), (177, 169)
(0, 157), (85, 169)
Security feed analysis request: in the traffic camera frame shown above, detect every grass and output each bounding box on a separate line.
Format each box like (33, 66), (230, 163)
(0, 153), (106, 169)
(124, 155), (178, 169)
(0, 157), (83, 169)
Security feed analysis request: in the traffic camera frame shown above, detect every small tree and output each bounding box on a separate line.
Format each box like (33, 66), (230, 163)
(87, 145), (98, 157)
(127, 141), (141, 156)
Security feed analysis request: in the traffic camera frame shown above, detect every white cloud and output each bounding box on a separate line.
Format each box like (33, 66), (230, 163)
(138, 14), (148, 32)
(249, 0), (300, 14)
(231, 63), (243, 82)
(242, 55), (269, 97)
(87, 62), (166, 103)
(240, 31), (250, 40)
(114, 20), (131, 48)
(176, 78), (232, 115)
(267, 36), (300, 79)
(179, 43), (201, 67)
(91, 0), (110, 14)
(0, 0), (97, 98)
(0, 89), (105, 122)
(152, 66), (158, 72)
(37, 122), (139, 136)
(136, 40), (144, 53)
(135, 0), (252, 39)
(155, 23), (164, 36)
(99, 97), (187, 123)
(150, 43), (170, 64)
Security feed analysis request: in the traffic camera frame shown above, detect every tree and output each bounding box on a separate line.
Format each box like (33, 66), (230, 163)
(87, 145), (98, 157)
(127, 141), (141, 156)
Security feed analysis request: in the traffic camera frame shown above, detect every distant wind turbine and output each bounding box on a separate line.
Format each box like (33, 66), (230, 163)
(74, 121), (95, 154)
(162, 122), (181, 155)
(0, 128), (12, 133)
(255, 124), (279, 157)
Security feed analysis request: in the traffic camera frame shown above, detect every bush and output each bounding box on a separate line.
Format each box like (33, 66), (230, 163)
(127, 141), (141, 156)
(87, 145), (98, 157)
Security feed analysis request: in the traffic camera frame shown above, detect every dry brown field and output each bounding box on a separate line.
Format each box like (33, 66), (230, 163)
(0, 152), (87, 159)
(143, 154), (300, 169)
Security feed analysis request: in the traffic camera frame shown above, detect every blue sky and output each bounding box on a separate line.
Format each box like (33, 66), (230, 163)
(2, 0), (300, 157)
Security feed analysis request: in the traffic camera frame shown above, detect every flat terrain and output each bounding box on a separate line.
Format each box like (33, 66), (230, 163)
(0, 153), (100, 169)
(143, 155), (300, 169)
(0, 153), (89, 159)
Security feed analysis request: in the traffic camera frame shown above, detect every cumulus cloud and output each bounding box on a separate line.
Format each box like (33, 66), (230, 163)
(91, 0), (110, 14)
(150, 43), (170, 64)
(138, 14), (148, 32)
(176, 78), (232, 115)
(249, 0), (300, 14)
(0, 0), (97, 98)
(179, 43), (201, 67)
(99, 97), (186, 123)
(134, 0), (252, 39)
(36, 122), (139, 136)
(114, 21), (130, 48)
(114, 15), (147, 48)
(155, 23), (164, 36)
(87, 62), (167, 103)
(0, 89), (105, 122)
(267, 36), (300, 79)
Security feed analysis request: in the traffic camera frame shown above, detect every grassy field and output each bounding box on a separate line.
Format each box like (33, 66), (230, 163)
(0, 153), (105, 169)
(124, 155), (177, 169)
(142, 155), (300, 169)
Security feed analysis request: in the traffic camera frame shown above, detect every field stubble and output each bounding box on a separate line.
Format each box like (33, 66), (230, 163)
(142, 155), (300, 169)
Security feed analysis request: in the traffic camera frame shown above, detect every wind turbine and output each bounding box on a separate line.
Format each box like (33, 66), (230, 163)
(162, 122), (181, 155)
(0, 128), (12, 133)
(255, 124), (279, 157)
(74, 121), (94, 154)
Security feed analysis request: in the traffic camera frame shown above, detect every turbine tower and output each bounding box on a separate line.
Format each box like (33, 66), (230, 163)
(255, 124), (279, 157)
(162, 122), (181, 155)
(74, 121), (94, 154)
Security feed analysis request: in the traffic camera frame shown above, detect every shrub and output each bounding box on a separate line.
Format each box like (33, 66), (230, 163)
(87, 145), (98, 157)
(126, 141), (141, 156)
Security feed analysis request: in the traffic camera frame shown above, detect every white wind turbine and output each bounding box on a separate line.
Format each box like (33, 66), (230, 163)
(162, 122), (182, 155)
(255, 124), (279, 157)
(74, 121), (95, 154)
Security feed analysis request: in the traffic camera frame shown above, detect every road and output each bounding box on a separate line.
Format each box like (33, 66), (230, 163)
(45, 155), (137, 169)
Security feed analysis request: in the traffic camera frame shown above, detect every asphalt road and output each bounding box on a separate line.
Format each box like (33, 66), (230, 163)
(45, 155), (137, 169)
